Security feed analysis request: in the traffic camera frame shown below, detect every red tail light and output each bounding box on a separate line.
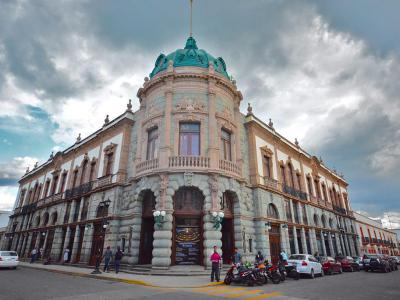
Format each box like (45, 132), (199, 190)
(284, 261), (288, 266)
(302, 261), (308, 266)
(0, 257), (2, 261)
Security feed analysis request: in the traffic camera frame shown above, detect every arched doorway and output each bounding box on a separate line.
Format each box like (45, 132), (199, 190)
(138, 190), (155, 264)
(172, 187), (204, 265)
(221, 191), (235, 264)
(267, 204), (281, 264)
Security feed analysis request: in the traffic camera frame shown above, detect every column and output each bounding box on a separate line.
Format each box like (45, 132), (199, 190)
(320, 231), (327, 256)
(328, 233), (335, 257)
(300, 227), (308, 254)
(152, 213), (173, 269)
(68, 200), (76, 223)
(208, 82), (219, 169)
(338, 234), (345, 255)
(159, 86), (173, 168)
(255, 220), (269, 259)
(17, 234), (25, 255)
(63, 226), (71, 252)
(342, 234), (350, 256)
(34, 232), (41, 249)
(80, 223), (94, 264)
(24, 233), (33, 258)
(289, 201), (296, 224)
(293, 226), (299, 253)
(51, 227), (64, 261)
(42, 230), (49, 256)
(70, 226), (81, 262)
(280, 225), (290, 254)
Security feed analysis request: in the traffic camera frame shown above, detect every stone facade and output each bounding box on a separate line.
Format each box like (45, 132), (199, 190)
(1, 37), (360, 269)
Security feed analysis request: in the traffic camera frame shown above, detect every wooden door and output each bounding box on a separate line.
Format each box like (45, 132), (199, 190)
(221, 218), (234, 264)
(269, 225), (281, 265)
(89, 224), (105, 266)
(138, 218), (154, 264)
(44, 229), (55, 258)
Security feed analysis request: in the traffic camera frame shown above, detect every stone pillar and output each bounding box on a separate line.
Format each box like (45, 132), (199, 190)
(280, 225), (290, 254)
(51, 227), (64, 261)
(337, 234), (344, 255)
(342, 234), (350, 256)
(80, 224), (94, 264)
(203, 213), (222, 269)
(300, 227), (308, 254)
(254, 220), (268, 258)
(63, 226), (71, 254)
(24, 233), (33, 258)
(293, 226), (299, 253)
(328, 233), (335, 257)
(130, 218), (142, 265)
(207, 84), (219, 170)
(289, 200), (296, 224)
(320, 231), (327, 256)
(42, 230), (49, 256)
(309, 229), (317, 255)
(17, 234), (25, 255)
(34, 232), (41, 249)
(70, 226), (81, 262)
(152, 213), (173, 269)
(68, 201), (75, 224)
(159, 87), (173, 168)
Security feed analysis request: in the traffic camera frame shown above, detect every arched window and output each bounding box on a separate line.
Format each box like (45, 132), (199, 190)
(43, 212), (49, 227)
(329, 218), (334, 228)
(51, 212), (58, 225)
(321, 215), (327, 228)
(267, 204), (279, 219)
(80, 159), (88, 184)
(221, 128), (232, 161)
(146, 127), (159, 160)
(35, 216), (41, 227)
(288, 163), (295, 187)
(313, 214), (319, 226)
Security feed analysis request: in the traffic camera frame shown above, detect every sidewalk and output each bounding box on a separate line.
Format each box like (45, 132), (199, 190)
(19, 262), (223, 288)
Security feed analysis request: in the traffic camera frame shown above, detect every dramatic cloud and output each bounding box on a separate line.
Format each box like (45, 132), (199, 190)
(0, 0), (398, 217)
(0, 186), (19, 210)
(0, 156), (37, 183)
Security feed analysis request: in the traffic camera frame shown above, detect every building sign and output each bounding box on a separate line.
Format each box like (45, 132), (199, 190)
(175, 227), (200, 265)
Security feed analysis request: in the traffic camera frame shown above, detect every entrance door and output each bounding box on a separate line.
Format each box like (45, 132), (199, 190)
(221, 218), (234, 264)
(44, 229), (55, 258)
(138, 190), (155, 265)
(172, 187), (204, 265)
(139, 218), (154, 264)
(269, 225), (281, 264)
(89, 224), (105, 266)
(75, 226), (85, 263)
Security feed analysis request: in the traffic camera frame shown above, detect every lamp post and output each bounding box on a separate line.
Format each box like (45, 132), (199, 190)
(211, 211), (224, 229)
(153, 210), (166, 228)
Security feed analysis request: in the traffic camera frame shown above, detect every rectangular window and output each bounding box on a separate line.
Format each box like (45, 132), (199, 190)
(221, 129), (232, 161)
(302, 204), (308, 225)
(314, 180), (321, 198)
(179, 123), (200, 156)
(106, 153), (114, 175)
(307, 177), (313, 196)
(44, 180), (50, 198)
(280, 165), (286, 185)
(146, 127), (159, 160)
(80, 161), (88, 184)
(322, 185), (328, 201)
(293, 202), (300, 224)
(296, 173), (302, 191)
(263, 155), (271, 178)
(51, 176), (59, 195)
(59, 173), (67, 193)
(285, 200), (292, 222)
(89, 162), (96, 181)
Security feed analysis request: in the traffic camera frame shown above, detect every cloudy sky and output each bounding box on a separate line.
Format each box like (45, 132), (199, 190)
(0, 0), (399, 227)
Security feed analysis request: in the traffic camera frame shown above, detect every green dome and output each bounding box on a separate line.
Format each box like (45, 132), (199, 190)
(150, 37), (230, 79)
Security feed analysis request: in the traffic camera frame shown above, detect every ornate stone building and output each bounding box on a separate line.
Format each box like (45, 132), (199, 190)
(1, 36), (358, 269)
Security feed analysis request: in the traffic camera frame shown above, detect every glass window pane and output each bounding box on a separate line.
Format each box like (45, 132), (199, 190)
(191, 134), (200, 155)
(180, 134), (189, 155)
(180, 123), (200, 133)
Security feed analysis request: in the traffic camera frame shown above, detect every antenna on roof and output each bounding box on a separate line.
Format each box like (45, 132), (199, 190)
(189, 0), (193, 37)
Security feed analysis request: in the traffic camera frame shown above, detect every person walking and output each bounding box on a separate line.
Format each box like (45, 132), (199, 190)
(280, 250), (288, 263)
(103, 246), (112, 272)
(62, 248), (70, 265)
(114, 246), (123, 274)
(30, 248), (37, 264)
(210, 246), (222, 282)
(232, 247), (242, 266)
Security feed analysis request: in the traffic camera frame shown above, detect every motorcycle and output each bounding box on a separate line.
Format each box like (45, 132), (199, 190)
(224, 264), (258, 286)
(265, 262), (281, 284)
(277, 260), (287, 282)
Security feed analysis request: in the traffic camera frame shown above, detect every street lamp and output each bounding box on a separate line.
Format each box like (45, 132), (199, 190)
(211, 211), (224, 229)
(153, 210), (166, 228)
(265, 221), (272, 231)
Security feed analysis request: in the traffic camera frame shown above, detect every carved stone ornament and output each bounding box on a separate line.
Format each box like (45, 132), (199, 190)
(175, 97), (206, 113)
(184, 172), (194, 186)
(209, 174), (219, 193)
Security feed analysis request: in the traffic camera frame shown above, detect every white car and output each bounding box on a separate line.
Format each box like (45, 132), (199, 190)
(0, 251), (19, 269)
(287, 254), (324, 278)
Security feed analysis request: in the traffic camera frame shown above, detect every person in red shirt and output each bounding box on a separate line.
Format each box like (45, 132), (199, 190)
(210, 245), (222, 282)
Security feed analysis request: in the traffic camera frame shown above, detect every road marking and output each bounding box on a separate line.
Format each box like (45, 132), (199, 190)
(192, 285), (227, 292)
(244, 291), (282, 300)
(224, 289), (264, 298)
(206, 287), (246, 294)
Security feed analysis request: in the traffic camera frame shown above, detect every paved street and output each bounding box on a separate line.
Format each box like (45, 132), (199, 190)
(0, 267), (399, 300)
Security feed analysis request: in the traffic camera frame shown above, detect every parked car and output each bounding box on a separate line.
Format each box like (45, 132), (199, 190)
(336, 256), (359, 272)
(320, 256), (342, 275)
(389, 256), (400, 266)
(362, 254), (378, 272)
(353, 256), (364, 270)
(0, 251), (19, 269)
(287, 254), (324, 279)
(368, 256), (391, 273)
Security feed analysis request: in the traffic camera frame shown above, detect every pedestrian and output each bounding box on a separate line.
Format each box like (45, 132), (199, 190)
(210, 246), (221, 282)
(280, 250), (288, 263)
(114, 246), (123, 274)
(62, 248), (70, 265)
(103, 246), (112, 272)
(30, 248), (37, 264)
(232, 247), (242, 266)
(255, 251), (264, 264)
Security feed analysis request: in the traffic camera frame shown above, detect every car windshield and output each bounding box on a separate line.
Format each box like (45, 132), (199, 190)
(0, 251), (18, 256)
(289, 255), (306, 260)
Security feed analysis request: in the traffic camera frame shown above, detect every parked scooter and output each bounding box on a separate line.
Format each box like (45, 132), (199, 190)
(224, 264), (258, 286)
(264, 261), (281, 284)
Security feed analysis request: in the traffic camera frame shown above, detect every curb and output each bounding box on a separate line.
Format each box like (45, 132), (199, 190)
(20, 264), (224, 289)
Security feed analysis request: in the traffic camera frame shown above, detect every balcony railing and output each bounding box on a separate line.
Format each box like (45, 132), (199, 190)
(219, 159), (241, 176)
(65, 181), (93, 199)
(169, 156), (210, 168)
(263, 176), (279, 190)
(333, 205), (347, 215)
(136, 158), (159, 173)
(92, 175), (113, 189)
(283, 184), (308, 201)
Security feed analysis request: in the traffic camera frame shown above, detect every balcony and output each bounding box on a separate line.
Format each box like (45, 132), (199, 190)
(136, 158), (159, 173)
(92, 174), (114, 189)
(263, 176), (279, 190)
(65, 181), (93, 199)
(283, 184), (308, 201)
(333, 205), (347, 215)
(219, 159), (241, 176)
(169, 155), (211, 169)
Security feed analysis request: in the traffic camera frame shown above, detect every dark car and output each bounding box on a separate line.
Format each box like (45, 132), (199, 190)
(336, 255), (359, 272)
(320, 256), (342, 275)
(362, 254), (378, 271)
(368, 256), (391, 273)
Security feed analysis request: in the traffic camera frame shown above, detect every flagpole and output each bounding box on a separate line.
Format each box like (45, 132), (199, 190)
(189, 0), (193, 37)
